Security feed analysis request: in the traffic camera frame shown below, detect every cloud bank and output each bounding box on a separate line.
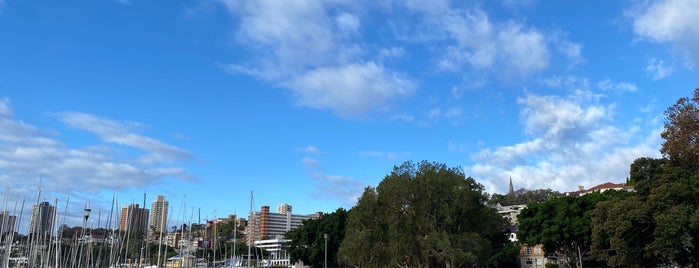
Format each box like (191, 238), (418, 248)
(0, 98), (195, 200)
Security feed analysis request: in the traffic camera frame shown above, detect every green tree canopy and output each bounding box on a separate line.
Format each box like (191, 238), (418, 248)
(590, 88), (699, 267)
(518, 191), (630, 268)
(286, 208), (347, 268)
(488, 188), (560, 206)
(338, 161), (510, 268)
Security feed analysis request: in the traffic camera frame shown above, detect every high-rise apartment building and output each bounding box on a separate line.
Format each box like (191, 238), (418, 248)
(277, 203), (291, 214)
(246, 204), (321, 244)
(0, 211), (16, 235)
(29, 201), (56, 237)
(149, 195), (168, 236)
(119, 204), (149, 235)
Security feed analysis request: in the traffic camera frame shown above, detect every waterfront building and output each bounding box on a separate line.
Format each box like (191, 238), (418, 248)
(254, 237), (292, 266)
(0, 211), (17, 235)
(150, 195), (169, 236)
(246, 204), (321, 244)
(119, 203), (150, 235)
(29, 201), (56, 237)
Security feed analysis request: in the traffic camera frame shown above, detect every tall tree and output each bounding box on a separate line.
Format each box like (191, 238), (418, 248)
(661, 88), (699, 171)
(518, 191), (630, 268)
(590, 89), (699, 267)
(339, 161), (510, 268)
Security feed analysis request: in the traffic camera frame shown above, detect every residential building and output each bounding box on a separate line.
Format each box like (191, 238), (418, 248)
(277, 203), (291, 214)
(246, 204), (321, 244)
(0, 211), (17, 235)
(119, 204), (149, 235)
(150, 195), (169, 236)
(520, 244), (546, 268)
(29, 201), (56, 237)
(566, 182), (634, 196)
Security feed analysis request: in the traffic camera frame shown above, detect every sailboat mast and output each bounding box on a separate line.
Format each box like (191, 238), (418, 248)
(247, 191), (252, 268)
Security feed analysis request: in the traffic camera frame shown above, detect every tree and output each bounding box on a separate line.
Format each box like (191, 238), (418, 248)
(286, 208), (347, 268)
(518, 191), (630, 268)
(590, 89), (699, 267)
(339, 161), (510, 268)
(661, 88), (699, 171)
(488, 188), (560, 206)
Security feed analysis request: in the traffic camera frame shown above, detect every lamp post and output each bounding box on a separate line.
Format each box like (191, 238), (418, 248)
(323, 233), (328, 268)
(77, 207), (91, 268)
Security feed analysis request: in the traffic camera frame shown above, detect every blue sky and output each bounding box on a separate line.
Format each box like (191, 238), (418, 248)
(1, 0), (698, 230)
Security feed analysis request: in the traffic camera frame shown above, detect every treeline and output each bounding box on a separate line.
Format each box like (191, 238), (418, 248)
(287, 88), (699, 268)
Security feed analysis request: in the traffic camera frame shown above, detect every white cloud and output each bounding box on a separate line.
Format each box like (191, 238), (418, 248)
(379, 46), (406, 60)
(429, 9), (554, 79)
(631, 0), (699, 67)
(0, 100), (195, 206)
(468, 91), (661, 194)
(56, 112), (192, 163)
(298, 145), (321, 154)
(538, 75), (590, 90)
(502, 0), (536, 9)
(335, 12), (361, 36)
(220, 0), (415, 118)
(390, 113), (415, 122)
(644, 58), (673, 79)
(287, 62), (415, 118)
(298, 152), (365, 205)
(310, 172), (365, 206)
(360, 151), (398, 159)
(557, 40), (585, 68)
(497, 22), (550, 77)
(597, 79), (638, 92)
(0, 97), (12, 116)
(302, 157), (320, 168)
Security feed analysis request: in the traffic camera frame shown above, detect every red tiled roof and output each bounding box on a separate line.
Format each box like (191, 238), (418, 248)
(566, 182), (634, 196)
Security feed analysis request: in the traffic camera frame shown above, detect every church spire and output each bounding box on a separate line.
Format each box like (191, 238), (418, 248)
(508, 176), (514, 195)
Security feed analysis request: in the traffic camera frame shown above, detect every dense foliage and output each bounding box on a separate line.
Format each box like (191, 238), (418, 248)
(488, 188), (560, 205)
(286, 208), (347, 268)
(338, 161), (511, 268)
(589, 88), (699, 267)
(518, 191), (631, 268)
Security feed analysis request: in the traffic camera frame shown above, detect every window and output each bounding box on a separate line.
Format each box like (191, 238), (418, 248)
(525, 247), (532, 255)
(534, 248), (541, 255)
(525, 258), (533, 264)
(536, 258), (543, 265)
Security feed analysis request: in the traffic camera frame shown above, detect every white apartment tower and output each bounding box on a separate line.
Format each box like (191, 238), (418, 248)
(150, 195), (169, 236)
(277, 203), (291, 214)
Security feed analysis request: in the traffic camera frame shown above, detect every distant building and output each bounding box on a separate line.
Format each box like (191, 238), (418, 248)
(494, 203), (526, 240)
(0, 211), (17, 235)
(277, 203), (291, 214)
(254, 237), (292, 266)
(119, 204), (150, 235)
(246, 204), (321, 245)
(29, 201), (56, 237)
(566, 182), (634, 196)
(150, 195), (169, 236)
(520, 244), (546, 268)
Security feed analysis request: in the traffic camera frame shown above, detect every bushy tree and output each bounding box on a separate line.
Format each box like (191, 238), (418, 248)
(338, 161), (510, 268)
(591, 88), (699, 267)
(488, 188), (560, 205)
(286, 208), (347, 268)
(518, 191), (629, 268)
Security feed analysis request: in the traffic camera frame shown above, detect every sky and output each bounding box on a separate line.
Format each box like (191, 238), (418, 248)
(0, 0), (698, 231)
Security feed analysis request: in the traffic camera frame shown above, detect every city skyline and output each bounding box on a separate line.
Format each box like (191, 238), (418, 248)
(1, 0), (699, 229)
